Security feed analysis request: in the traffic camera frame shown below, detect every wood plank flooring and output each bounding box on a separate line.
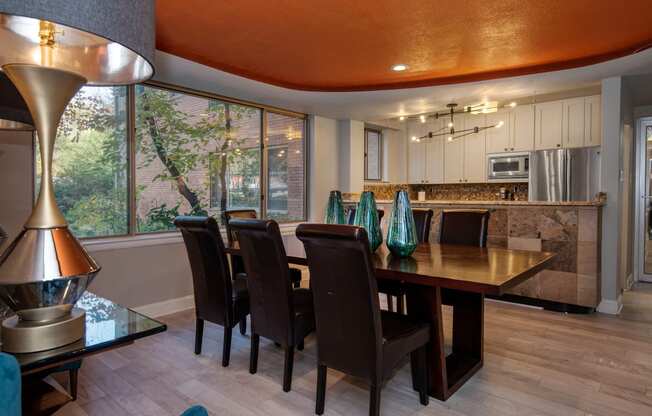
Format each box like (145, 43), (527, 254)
(48, 286), (652, 416)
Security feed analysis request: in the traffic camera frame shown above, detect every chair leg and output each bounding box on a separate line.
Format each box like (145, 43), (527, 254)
(283, 346), (294, 392)
(69, 368), (79, 401)
(386, 295), (394, 312)
(222, 327), (232, 367)
(397, 295), (405, 315)
(250, 333), (260, 374)
(369, 383), (381, 416)
(414, 346), (429, 406)
(316, 364), (327, 415)
(239, 317), (247, 335)
(297, 340), (305, 351)
(194, 318), (204, 355)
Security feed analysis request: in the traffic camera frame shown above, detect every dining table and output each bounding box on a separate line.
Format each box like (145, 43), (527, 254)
(226, 235), (555, 401)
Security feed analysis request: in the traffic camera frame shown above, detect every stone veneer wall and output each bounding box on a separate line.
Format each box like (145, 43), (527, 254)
(353, 201), (601, 308)
(355, 182), (529, 202)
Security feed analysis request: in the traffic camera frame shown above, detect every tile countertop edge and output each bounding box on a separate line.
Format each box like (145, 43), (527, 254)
(343, 199), (605, 207)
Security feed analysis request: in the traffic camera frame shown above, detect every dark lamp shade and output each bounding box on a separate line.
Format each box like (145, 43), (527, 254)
(0, 71), (33, 130)
(0, 0), (155, 85)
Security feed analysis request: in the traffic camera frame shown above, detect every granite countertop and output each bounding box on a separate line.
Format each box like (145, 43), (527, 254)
(344, 199), (605, 207)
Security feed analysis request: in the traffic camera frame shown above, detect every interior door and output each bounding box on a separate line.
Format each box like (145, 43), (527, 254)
(636, 118), (652, 281)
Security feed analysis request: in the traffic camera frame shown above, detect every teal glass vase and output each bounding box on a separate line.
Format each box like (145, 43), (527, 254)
(386, 190), (418, 257)
(353, 191), (383, 252)
(324, 190), (346, 224)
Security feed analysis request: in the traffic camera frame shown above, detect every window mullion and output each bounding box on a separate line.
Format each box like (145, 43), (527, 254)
(127, 85), (137, 236)
(261, 109), (268, 219)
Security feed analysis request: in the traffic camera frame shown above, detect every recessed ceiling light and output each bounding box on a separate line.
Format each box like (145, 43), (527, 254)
(419, 115), (426, 123)
(399, 116), (406, 121)
(392, 64), (408, 72)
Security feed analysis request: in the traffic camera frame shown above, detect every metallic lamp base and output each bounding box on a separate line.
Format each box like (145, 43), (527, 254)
(1, 308), (85, 353)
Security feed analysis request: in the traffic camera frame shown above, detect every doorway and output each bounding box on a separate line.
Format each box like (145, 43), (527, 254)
(635, 117), (652, 282)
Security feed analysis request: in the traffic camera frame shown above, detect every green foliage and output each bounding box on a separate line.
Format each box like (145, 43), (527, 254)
(43, 85), (264, 237)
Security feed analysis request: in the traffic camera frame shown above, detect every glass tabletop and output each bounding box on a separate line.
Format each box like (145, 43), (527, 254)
(0, 292), (167, 372)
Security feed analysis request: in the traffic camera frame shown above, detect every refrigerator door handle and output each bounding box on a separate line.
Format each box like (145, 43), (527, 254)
(565, 151), (572, 202)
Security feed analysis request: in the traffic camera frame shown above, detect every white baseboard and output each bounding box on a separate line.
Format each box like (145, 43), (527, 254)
(597, 295), (623, 315)
(133, 294), (195, 318)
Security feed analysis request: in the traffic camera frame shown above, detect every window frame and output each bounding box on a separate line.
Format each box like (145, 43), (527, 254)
(35, 81), (308, 241)
(364, 128), (383, 181)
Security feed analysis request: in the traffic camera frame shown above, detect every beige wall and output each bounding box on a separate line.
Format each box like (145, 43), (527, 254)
(308, 115), (339, 222)
(0, 130), (33, 249)
(87, 242), (193, 308)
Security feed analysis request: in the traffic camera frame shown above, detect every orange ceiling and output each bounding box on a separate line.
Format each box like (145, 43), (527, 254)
(155, 0), (652, 92)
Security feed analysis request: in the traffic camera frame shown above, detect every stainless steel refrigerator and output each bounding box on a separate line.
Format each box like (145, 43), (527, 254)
(528, 148), (601, 201)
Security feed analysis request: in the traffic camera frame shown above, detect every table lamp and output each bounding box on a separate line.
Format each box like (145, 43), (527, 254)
(0, 0), (155, 353)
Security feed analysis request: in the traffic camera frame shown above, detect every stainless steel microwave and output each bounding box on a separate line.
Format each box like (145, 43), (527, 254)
(487, 153), (529, 181)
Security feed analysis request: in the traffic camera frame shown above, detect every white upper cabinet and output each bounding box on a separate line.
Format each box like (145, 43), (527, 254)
(485, 110), (510, 154)
(443, 114), (486, 183)
(425, 134), (444, 183)
(511, 104), (535, 152)
(535, 101), (564, 150)
(407, 121), (426, 184)
(407, 119), (444, 184)
(444, 135), (464, 183)
(562, 97), (586, 148)
(463, 113), (487, 183)
(584, 95), (601, 147)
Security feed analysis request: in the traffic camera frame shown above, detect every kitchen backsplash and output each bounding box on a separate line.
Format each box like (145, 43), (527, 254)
(344, 182), (529, 201)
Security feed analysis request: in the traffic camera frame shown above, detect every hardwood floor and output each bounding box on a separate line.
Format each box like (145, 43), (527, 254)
(48, 286), (652, 416)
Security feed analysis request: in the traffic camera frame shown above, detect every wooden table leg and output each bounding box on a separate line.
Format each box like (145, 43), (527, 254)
(407, 286), (485, 401)
(442, 288), (484, 398)
(406, 285), (447, 400)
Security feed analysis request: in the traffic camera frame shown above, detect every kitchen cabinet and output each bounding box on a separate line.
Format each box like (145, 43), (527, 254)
(485, 110), (510, 154)
(408, 119), (444, 184)
(535, 101), (564, 150)
(486, 106), (535, 153)
(511, 104), (535, 152)
(562, 97), (586, 148)
(407, 121), (427, 184)
(444, 114), (486, 183)
(585, 95), (601, 147)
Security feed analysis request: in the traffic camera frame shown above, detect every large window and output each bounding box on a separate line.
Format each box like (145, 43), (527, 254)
(35, 83), (306, 239)
(36, 86), (129, 238)
(135, 85), (262, 233)
(266, 112), (305, 222)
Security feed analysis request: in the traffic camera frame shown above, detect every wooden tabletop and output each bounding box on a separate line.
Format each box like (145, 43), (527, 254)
(226, 235), (555, 296)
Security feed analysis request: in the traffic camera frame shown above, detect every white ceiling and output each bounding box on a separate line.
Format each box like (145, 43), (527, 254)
(154, 48), (652, 121)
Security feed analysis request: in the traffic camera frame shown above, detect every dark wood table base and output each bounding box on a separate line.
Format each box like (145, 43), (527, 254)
(407, 285), (484, 400)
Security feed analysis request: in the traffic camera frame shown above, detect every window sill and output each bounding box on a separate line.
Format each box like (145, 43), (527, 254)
(82, 222), (303, 253)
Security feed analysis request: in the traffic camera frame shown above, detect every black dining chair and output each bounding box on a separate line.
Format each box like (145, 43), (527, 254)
(174, 216), (250, 367)
(346, 207), (384, 225)
(296, 223), (430, 416)
(379, 208), (434, 313)
(225, 209), (303, 288)
(439, 209), (490, 247)
(228, 218), (315, 392)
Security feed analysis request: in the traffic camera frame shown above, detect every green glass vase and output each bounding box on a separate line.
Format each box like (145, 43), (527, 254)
(353, 191), (383, 252)
(386, 190), (418, 257)
(324, 190), (346, 224)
